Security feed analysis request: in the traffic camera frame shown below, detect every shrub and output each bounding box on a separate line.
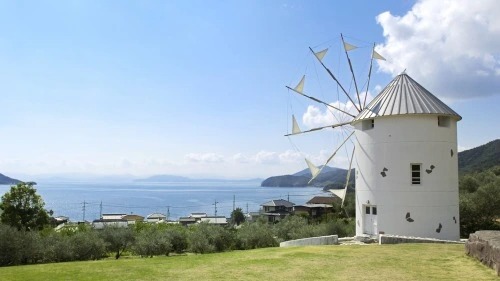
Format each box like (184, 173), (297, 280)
(133, 226), (173, 257)
(237, 221), (277, 250)
(187, 223), (235, 254)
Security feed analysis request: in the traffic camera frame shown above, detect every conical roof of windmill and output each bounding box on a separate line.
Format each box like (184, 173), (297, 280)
(352, 73), (461, 124)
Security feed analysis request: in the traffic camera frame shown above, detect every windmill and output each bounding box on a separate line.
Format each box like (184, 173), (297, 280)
(285, 34), (386, 209)
(286, 35), (461, 240)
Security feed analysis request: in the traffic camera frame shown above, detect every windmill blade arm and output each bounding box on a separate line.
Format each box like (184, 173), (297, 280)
(286, 86), (356, 118)
(284, 121), (351, 137)
(309, 47), (361, 113)
(307, 131), (355, 184)
(341, 147), (356, 208)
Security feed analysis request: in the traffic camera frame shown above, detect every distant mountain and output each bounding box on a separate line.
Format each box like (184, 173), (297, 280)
(458, 139), (500, 173)
(0, 173), (22, 185)
(135, 174), (263, 183)
(261, 166), (354, 188)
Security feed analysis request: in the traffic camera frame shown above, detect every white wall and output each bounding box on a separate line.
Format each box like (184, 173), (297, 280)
(353, 115), (460, 240)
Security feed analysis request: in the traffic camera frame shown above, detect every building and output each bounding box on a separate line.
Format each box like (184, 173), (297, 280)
(122, 214), (145, 225)
(293, 196), (339, 219)
(199, 216), (228, 225)
(260, 199), (294, 223)
(146, 213), (167, 223)
(351, 73), (461, 240)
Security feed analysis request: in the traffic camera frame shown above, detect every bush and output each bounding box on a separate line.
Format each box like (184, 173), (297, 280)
(0, 224), (23, 266)
(187, 223), (235, 254)
(70, 230), (106, 261)
(237, 221), (277, 250)
(99, 226), (134, 259)
(133, 226), (173, 257)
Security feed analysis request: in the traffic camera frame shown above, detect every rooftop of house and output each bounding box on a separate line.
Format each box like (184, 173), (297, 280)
(261, 199), (295, 208)
(306, 196), (340, 205)
(147, 213), (167, 219)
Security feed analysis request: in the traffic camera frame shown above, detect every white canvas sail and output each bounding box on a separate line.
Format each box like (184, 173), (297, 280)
(343, 41), (357, 52)
(292, 115), (301, 134)
(305, 158), (320, 179)
(294, 75), (305, 93)
(372, 50), (386, 60)
(314, 48), (328, 61)
(329, 188), (346, 201)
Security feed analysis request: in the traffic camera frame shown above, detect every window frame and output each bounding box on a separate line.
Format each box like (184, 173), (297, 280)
(411, 163), (422, 185)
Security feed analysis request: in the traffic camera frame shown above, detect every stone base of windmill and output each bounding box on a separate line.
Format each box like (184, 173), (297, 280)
(465, 230), (500, 276)
(378, 234), (464, 245)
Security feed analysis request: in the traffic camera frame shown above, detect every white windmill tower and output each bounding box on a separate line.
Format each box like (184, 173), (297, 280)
(286, 36), (461, 241)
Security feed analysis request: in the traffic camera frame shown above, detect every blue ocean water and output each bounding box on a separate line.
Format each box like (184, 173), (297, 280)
(0, 182), (327, 221)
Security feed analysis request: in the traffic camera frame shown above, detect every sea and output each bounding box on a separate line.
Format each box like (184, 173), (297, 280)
(0, 181), (327, 222)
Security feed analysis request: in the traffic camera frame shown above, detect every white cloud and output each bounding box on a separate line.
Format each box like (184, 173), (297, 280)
(302, 92), (373, 128)
(376, 0), (500, 99)
(184, 153), (224, 163)
(253, 150), (279, 164)
(278, 150), (303, 163)
(232, 153), (250, 163)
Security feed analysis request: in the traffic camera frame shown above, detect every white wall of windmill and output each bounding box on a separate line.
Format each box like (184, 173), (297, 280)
(353, 114), (460, 241)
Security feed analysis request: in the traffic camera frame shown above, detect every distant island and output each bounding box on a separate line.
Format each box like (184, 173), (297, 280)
(135, 174), (262, 183)
(262, 139), (499, 188)
(261, 166), (354, 189)
(0, 173), (22, 185)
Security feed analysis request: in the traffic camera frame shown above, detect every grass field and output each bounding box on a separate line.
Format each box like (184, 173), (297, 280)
(0, 244), (497, 280)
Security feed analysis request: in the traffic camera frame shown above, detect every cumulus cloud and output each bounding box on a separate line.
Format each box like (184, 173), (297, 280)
(253, 150), (279, 164)
(302, 92), (373, 128)
(278, 150), (303, 163)
(232, 153), (250, 163)
(376, 0), (500, 99)
(184, 153), (224, 163)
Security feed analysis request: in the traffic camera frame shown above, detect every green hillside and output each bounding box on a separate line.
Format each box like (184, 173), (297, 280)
(0, 244), (496, 281)
(458, 139), (500, 173)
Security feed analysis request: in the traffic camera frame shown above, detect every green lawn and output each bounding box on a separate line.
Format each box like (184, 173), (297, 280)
(0, 244), (497, 280)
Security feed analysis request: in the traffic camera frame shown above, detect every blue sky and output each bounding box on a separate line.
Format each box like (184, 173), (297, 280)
(0, 0), (498, 179)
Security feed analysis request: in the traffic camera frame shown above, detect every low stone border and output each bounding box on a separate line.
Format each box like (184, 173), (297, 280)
(465, 230), (500, 276)
(279, 235), (338, 247)
(379, 234), (463, 245)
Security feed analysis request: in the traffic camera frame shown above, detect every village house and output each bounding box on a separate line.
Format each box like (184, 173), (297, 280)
(293, 196), (339, 219)
(146, 213), (167, 223)
(260, 199), (294, 223)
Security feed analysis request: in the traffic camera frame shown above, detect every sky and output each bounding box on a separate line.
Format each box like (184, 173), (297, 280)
(0, 0), (499, 180)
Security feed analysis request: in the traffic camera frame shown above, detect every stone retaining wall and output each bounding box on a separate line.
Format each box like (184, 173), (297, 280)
(379, 234), (463, 245)
(465, 230), (500, 276)
(279, 235), (338, 247)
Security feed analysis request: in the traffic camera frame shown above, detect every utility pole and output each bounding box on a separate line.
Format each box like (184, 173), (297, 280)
(167, 206), (170, 222)
(99, 201), (102, 219)
(287, 193), (290, 202)
(82, 201), (87, 222)
(233, 195), (235, 211)
(213, 200), (219, 217)
(246, 203), (249, 214)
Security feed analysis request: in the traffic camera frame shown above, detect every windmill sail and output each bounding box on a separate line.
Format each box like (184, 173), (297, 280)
(329, 188), (346, 202)
(294, 75), (305, 93)
(308, 131), (354, 183)
(305, 158), (321, 179)
(314, 48), (328, 61)
(343, 41), (357, 52)
(372, 50), (386, 61)
(291, 115), (301, 135)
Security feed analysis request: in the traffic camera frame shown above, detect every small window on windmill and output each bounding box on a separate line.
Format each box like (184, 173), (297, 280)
(411, 164), (421, 185)
(362, 119), (375, 130)
(438, 116), (450, 127)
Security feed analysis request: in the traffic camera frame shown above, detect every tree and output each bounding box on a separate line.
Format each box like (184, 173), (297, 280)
(230, 208), (246, 226)
(99, 226), (134, 259)
(0, 182), (50, 231)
